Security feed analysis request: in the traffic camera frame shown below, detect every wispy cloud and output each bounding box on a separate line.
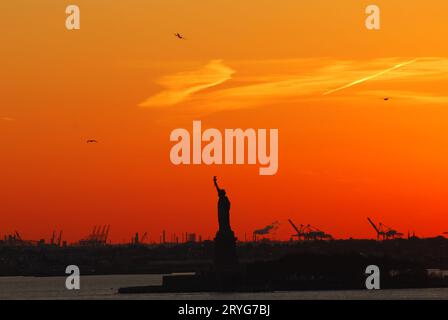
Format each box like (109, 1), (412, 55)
(138, 60), (234, 107)
(138, 57), (448, 113)
(1, 117), (14, 122)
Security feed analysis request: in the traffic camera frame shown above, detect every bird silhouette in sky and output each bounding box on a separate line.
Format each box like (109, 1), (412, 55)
(383, 97), (390, 101)
(86, 139), (98, 143)
(174, 33), (186, 40)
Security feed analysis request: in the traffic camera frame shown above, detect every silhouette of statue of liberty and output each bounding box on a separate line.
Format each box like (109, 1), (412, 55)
(212, 176), (238, 267)
(213, 176), (231, 232)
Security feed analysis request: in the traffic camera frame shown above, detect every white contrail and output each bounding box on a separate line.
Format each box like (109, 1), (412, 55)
(323, 59), (417, 96)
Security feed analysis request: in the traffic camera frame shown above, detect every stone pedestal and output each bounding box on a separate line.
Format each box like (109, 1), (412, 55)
(213, 229), (238, 268)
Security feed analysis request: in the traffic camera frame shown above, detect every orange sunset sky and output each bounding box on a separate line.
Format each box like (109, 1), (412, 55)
(1, 1), (448, 243)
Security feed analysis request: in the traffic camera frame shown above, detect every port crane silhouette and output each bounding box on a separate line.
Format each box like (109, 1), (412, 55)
(77, 225), (110, 246)
(50, 230), (63, 246)
(288, 219), (332, 241)
(367, 217), (403, 240)
(132, 232), (148, 245)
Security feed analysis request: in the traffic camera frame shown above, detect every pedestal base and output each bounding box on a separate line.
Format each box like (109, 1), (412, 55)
(213, 230), (238, 268)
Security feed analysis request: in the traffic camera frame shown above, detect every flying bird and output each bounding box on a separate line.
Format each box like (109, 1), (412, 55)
(383, 97), (390, 101)
(86, 139), (98, 143)
(174, 33), (186, 40)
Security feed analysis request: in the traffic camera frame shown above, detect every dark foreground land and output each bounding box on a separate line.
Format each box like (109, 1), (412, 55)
(1, 237), (448, 278)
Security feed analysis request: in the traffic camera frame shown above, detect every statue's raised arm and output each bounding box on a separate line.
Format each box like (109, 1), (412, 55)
(213, 176), (221, 193)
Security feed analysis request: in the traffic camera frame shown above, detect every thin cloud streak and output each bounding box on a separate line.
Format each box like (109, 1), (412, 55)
(322, 59), (418, 95)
